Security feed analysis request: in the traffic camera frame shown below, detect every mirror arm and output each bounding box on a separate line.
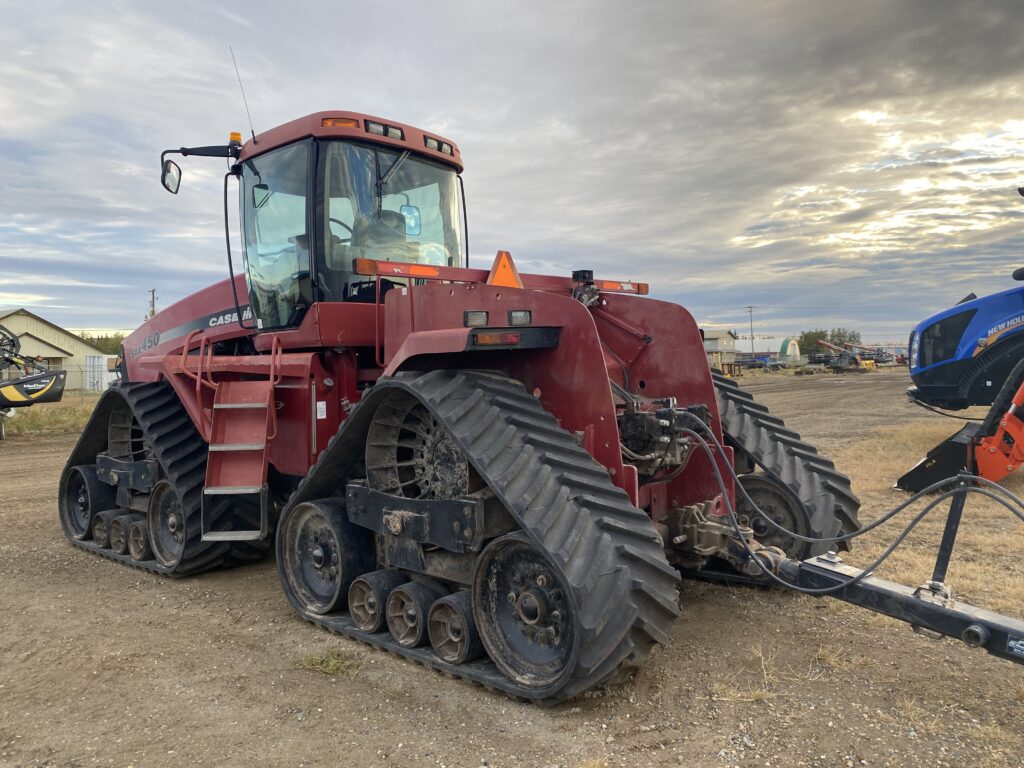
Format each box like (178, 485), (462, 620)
(160, 144), (241, 172)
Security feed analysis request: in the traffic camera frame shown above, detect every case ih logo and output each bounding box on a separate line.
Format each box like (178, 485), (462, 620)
(208, 307), (252, 327)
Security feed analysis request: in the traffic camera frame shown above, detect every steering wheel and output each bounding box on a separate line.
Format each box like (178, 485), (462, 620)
(329, 217), (353, 243)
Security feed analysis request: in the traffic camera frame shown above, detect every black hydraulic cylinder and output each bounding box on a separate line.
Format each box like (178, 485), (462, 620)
(779, 556), (1024, 666)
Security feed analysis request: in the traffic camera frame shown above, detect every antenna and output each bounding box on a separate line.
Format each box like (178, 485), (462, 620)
(229, 45), (257, 144)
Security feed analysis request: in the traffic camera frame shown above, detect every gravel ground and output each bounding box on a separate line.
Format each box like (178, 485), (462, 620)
(0, 369), (1021, 768)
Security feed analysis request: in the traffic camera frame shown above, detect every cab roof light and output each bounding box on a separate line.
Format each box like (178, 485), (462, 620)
(424, 136), (440, 151)
(322, 117), (359, 128)
(439, 142), (453, 155)
(364, 120), (404, 140)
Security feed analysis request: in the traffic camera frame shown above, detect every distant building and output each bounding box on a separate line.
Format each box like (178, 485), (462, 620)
(779, 337), (801, 362)
(703, 329), (738, 369)
(735, 335), (804, 362)
(0, 307), (112, 391)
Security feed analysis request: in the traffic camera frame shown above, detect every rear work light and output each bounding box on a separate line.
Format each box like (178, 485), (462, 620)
(464, 311), (489, 327)
(509, 310), (531, 326)
(475, 332), (522, 346)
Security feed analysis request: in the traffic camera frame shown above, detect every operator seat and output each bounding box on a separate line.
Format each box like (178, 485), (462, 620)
(322, 211), (416, 303)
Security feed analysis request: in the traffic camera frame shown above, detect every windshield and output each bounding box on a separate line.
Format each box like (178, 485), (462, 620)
(319, 140), (464, 302)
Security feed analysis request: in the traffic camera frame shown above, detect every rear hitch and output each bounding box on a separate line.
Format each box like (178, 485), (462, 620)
(776, 476), (1024, 666)
(779, 554), (1024, 665)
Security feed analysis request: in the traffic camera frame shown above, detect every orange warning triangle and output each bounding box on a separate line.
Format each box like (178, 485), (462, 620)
(486, 250), (523, 288)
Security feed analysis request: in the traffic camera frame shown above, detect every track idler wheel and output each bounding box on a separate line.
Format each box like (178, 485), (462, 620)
(473, 533), (577, 691)
(109, 513), (144, 556)
(386, 581), (447, 648)
(735, 473), (811, 560)
(59, 465), (115, 541)
(428, 591), (484, 664)
(349, 569), (405, 632)
(277, 499), (374, 615)
(92, 509), (121, 549)
(148, 480), (188, 568)
(128, 519), (152, 561)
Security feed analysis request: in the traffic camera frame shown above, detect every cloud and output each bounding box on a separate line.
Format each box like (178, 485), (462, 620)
(0, 0), (1022, 339)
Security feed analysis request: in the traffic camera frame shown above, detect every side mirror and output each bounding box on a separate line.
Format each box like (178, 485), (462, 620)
(400, 204), (421, 236)
(161, 160), (181, 194)
(1013, 267), (1024, 281)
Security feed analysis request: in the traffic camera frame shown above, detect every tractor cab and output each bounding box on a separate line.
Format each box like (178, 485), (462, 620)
(161, 112), (466, 332)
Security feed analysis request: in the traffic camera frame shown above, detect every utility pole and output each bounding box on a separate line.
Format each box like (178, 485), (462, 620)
(148, 288), (158, 320)
(745, 305), (755, 354)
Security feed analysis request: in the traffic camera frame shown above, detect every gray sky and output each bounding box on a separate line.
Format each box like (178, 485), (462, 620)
(2, 0), (1023, 340)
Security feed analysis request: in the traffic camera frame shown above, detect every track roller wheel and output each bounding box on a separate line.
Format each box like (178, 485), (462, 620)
(386, 581), (447, 648)
(277, 499), (373, 615)
(109, 514), (143, 556)
(92, 509), (121, 549)
(349, 569), (405, 632)
(128, 519), (152, 561)
(735, 473), (813, 560)
(473, 533), (577, 691)
(428, 591), (484, 664)
(59, 465), (115, 541)
(148, 480), (188, 567)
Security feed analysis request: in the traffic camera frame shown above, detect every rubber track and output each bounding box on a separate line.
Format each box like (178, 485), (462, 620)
(61, 381), (269, 576)
(712, 371), (860, 556)
(279, 370), (681, 703)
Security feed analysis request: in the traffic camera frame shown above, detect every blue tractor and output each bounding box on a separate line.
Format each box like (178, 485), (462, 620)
(907, 270), (1024, 411)
(899, 192), (1024, 491)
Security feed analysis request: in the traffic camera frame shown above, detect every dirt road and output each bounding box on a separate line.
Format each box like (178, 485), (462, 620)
(1, 370), (1021, 767)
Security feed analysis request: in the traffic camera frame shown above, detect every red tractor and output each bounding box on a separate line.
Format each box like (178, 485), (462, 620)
(59, 112), (1023, 702)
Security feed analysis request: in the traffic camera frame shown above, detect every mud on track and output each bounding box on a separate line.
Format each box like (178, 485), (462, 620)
(1, 369), (1021, 767)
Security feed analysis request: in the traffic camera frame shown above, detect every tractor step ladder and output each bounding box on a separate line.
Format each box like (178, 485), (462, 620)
(201, 379), (274, 542)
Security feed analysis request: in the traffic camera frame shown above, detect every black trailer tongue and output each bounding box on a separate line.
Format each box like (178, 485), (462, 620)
(896, 422), (980, 493)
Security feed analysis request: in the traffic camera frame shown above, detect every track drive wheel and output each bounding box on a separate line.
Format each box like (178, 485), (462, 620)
(735, 473), (815, 560)
(429, 591), (484, 664)
(59, 465), (115, 541)
(277, 499), (374, 615)
(474, 533), (577, 691)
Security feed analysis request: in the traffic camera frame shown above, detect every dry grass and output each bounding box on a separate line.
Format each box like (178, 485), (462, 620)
(3, 392), (100, 437)
(834, 420), (1024, 617)
(708, 642), (783, 702)
(293, 648), (362, 677)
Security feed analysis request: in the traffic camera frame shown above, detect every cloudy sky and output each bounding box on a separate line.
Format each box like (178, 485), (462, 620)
(2, 0), (1023, 341)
